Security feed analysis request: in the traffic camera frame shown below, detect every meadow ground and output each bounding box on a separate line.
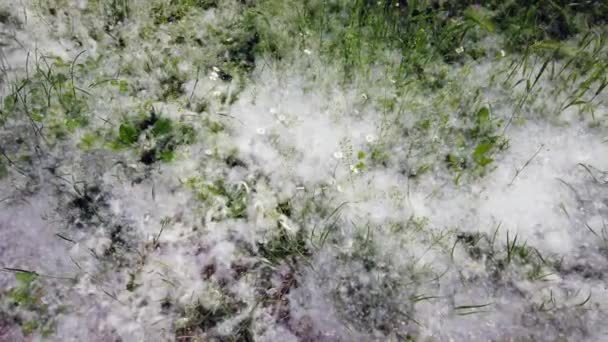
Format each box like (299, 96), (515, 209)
(0, 1), (607, 341)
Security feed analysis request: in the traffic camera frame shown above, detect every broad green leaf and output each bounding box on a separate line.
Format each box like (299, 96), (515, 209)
(15, 271), (37, 285)
(477, 107), (490, 127)
(119, 123), (139, 145)
(152, 118), (172, 136)
(477, 156), (494, 166)
(159, 150), (175, 162)
(473, 142), (495, 166)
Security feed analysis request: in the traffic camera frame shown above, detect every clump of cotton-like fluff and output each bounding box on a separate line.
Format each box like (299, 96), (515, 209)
(1, 0), (608, 341)
(225, 50), (608, 340)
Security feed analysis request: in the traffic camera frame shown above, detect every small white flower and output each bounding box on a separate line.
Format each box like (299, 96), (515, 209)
(390, 78), (396, 84)
(204, 149), (213, 156)
(303, 49), (312, 55)
(269, 107), (277, 114)
(395, 2), (399, 7)
(277, 114), (286, 122)
(333, 151), (344, 160)
(361, 93), (368, 100)
(225, 37), (233, 42)
(500, 49), (506, 57)
(212, 66), (221, 72)
(365, 134), (376, 143)
(336, 184), (344, 192)
(212, 90), (222, 97)
(256, 127), (266, 135)
(455, 46), (464, 54)
(350, 165), (360, 174)
(209, 71), (219, 81)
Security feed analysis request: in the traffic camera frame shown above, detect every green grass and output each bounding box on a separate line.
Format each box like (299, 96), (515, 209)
(0, 271), (57, 337)
(453, 227), (554, 282)
(108, 110), (196, 164)
(186, 178), (249, 219)
(1, 53), (95, 145)
(175, 297), (252, 341)
(243, 0), (607, 129)
(258, 225), (310, 265)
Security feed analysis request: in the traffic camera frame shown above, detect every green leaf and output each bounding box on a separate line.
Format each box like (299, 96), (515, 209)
(464, 6), (495, 32)
(3, 95), (16, 113)
(477, 107), (490, 127)
(65, 119), (81, 132)
(562, 99), (587, 111)
(118, 81), (129, 93)
(52, 73), (68, 85)
(473, 142), (492, 157)
(419, 119), (431, 130)
(414, 28), (428, 49)
(530, 59), (550, 92)
(21, 320), (39, 335)
(152, 118), (172, 136)
(112, 80), (130, 93)
(78, 132), (98, 150)
(532, 40), (577, 58)
(473, 142), (494, 166)
(119, 123), (139, 145)
(30, 110), (44, 122)
(208, 120), (224, 133)
(447, 154), (464, 170)
(477, 156), (494, 166)
(357, 151), (365, 159)
(15, 271), (37, 285)
(159, 149), (175, 162)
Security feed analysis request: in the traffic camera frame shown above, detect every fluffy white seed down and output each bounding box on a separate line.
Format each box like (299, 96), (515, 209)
(0, 1), (607, 341)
